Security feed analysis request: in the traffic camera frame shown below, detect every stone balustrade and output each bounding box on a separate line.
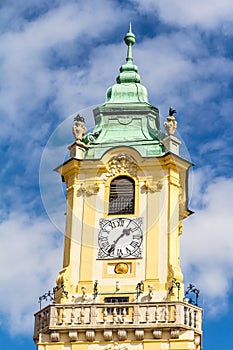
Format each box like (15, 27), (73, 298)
(34, 301), (202, 342)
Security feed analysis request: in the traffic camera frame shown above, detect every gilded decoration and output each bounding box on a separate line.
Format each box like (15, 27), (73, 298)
(77, 183), (100, 196)
(178, 221), (183, 236)
(114, 262), (129, 274)
(105, 153), (137, 180)
(142, 179), (163, 193)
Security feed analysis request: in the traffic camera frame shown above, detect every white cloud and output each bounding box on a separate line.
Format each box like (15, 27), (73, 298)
(131, 0), (233, 30)
(0, 0), (132, 130)
(199, 140), (227, 155)
(182, 173), (233, 315)
(0, 212), (62, 335)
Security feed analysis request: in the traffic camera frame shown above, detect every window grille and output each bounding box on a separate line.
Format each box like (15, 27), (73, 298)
(108, 176), (135, 214)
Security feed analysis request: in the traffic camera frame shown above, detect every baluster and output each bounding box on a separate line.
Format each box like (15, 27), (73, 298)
(173, 304), (177, 323)
(36, 315), (40, 332)
(161, 306), (166, 322)
(146, 306), (150, 323)
(45, 311), (49, 326)
(195, 311), (199, 329)
(193, 311), (197, 328)
(62, 307), (66, 324)
(57, 307), (61, 325)
(54, 307), (58, 326)
(38, 314), (42, 331)
(45, 311), (49, 327)
(103, 308), (108, 323)
(113, 308), (118, 324)
(191, 310), (194, 327)
(70, 307), (75, 324)
(90, 306), (97, 325)
(154, 305), (158, 323)
(122, 308), (126, 323)
(185, 307), (189, 325)
(80, 307), (85, 324)
(41, 312), (45, 328)
(165, 305), (169, 322)
(47, 310), (49, 326)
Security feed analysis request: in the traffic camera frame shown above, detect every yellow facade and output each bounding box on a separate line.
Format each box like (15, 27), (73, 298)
(54, 150), (190, 300)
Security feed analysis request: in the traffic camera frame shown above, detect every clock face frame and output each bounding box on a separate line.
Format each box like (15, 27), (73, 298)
(98, 217), (143, 259)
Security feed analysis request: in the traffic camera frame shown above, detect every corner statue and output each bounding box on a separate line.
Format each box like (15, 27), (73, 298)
(164, 106), (177, 136)
(72, 114), (86, 141)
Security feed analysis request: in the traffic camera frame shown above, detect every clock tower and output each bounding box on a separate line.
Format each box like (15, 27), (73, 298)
(34, 26), (202, 350)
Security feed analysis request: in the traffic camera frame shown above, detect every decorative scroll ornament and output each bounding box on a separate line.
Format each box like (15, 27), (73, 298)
(142, 180), (163, 193)
(105, 342), (128, 350)
(105, 153), (137, 179)
(77, 183), (100, 196)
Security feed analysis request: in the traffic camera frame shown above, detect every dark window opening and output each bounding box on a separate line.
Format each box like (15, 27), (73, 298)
(104, 296), (129, 315)
(108, 176), (135, 214)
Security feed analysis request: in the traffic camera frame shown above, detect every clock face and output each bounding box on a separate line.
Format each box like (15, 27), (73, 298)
(98, 217), (143, 259)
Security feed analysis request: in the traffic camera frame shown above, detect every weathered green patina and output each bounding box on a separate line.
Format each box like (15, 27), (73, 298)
(83, 25), (166, 159)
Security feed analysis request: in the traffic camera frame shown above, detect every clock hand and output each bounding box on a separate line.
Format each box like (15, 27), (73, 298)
(108, 233), (124, 253)
(107, 229), (131, 254)
(122, 228), (131, 235)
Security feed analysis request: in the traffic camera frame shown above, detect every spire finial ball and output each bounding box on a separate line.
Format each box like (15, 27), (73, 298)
(124, 24), (136, 46)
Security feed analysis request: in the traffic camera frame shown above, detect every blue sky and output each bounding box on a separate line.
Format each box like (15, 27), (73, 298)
(0, 0), (233, 348)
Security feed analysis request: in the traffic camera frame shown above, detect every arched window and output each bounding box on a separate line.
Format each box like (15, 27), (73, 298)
(108, 176), (135, 215)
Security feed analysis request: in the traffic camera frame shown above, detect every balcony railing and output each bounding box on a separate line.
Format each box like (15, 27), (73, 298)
(34, 301), (202, 338)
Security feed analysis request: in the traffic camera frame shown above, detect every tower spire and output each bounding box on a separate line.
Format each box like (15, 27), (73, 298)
(124, 22), (136, 63)
(116, 24), (140, 84)
(105, 26), (149, 103)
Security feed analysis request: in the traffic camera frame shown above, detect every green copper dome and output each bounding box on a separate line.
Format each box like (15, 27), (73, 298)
(106, 24), (148, 104)
(82, 25), (166, 160)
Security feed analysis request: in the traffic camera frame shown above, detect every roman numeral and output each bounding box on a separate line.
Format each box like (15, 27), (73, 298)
(117, 218), (125, 227)
(116, 248), (123, 257)
(125, 247), (132, 255)
(101, 242), (110, 249)
(133, 234), (141, 240)
(130, 241), (139, 249)
(99, 236), (108, 242)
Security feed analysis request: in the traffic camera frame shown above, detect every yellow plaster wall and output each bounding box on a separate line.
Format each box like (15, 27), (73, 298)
(55, 150), (190, 303)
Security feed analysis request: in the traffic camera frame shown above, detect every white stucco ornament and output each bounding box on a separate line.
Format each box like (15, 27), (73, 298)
(164, 115), (177, 136)
(164, 106), (177, 136)
(104, 342), (128, 350)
